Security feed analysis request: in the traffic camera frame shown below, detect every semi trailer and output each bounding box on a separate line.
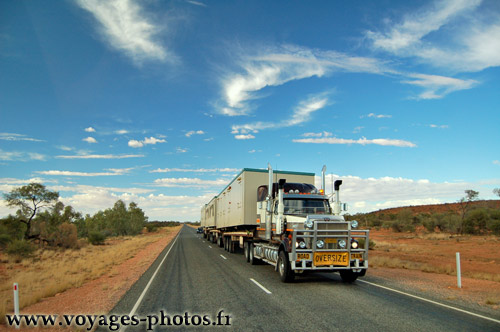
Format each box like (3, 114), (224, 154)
(200, 165), (369, 282)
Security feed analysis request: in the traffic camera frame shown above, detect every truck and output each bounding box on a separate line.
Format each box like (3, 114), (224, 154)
(200, 165), (369, 283)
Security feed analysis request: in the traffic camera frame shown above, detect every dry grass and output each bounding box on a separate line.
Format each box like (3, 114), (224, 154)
(0, 228), (174, 323)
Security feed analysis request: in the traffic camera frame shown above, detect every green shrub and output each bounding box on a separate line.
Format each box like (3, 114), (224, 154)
(145, 223), (158, 233)
(0, 234), (11, 248)
(6, 240), (36, 261)
(463, 209), (489, 234)
(88, 231), (106, 245)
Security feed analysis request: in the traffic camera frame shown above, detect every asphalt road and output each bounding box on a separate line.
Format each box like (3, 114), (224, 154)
(108, 225), (500, 332)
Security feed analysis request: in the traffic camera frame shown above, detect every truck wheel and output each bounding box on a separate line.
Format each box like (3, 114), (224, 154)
(278, 251), (295, 283)
(224, 237), (229, 251)
(244, 242), (250, 262)
(249, 243), (259, 265)
(339, 270), (358, 283)
(217, 236), (223, 247)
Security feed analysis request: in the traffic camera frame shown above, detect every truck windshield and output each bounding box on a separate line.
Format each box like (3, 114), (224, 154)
(282, 199), (331, 215)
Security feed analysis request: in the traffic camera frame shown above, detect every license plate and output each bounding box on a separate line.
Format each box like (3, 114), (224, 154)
(325, 238), (337, 244)
(351, 253), (363, 260)
(313, 252), (348, 266)
(297, 253), (311, 260)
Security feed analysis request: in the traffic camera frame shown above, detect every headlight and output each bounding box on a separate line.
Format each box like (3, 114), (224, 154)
(304, 219), (314, 229)
(299, 241), (307, 249)
(351, 220), (358, 229)
(338, 239), (346, 248)
(316, 240), (325, 249)
(351, 240), (359, 249)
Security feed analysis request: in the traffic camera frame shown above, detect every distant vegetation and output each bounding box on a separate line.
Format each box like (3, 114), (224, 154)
(346, 190), (500, 235)
(0, 183), (158, 260)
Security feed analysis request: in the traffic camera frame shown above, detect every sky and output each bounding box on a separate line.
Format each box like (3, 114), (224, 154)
(1, 0), (499, 221)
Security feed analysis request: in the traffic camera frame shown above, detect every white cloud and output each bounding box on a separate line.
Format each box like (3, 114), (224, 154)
(0, 133), (44, 142)
(83, 137), (98, 144)
(76, 0), (175, 64)
(154, 177), (227, 188)
(186, 1), (207, 7)
(37, 167), (135, 177)
(231, 92), (330, 139)
(128, 136), (166, 148)
(293, 132), (416, 148)
(494, 160), (500, 166)
(401, 73), (477, 99)
(56, 154), (144, 159)
(218, 45), (386, 116)
(314, 173), (499, 214)
(115, 129), (129, 134)
(84, 127), (96, 132)
(150, 168), (239, 173)
(176, 147), (188, 153)
(185, 130), (205, 137)
(361, 113), (392, 119)
(0, 150), (47, 162)
(366, 0), (500, 72)
(234, 134), (255, 140)
(429, 124), (449, 129)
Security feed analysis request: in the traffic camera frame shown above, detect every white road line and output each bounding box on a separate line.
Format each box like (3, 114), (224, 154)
(220, 254), (227, 260)
(119, 230), (181, 332)
(208, 245), (212, 248)
(358, 280), (500, 325)
(250, 278), (272, 294)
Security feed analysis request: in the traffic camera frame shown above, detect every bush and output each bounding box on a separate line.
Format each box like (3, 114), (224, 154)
(145, 223), (158, 233)
(52, 223), (79, 249)
(463, 209), (489, 234)
(488, 219), (500, 235)
(6, 240), (36, 261)
(88, 231), (106, 245)
(0, 234), (11, 248)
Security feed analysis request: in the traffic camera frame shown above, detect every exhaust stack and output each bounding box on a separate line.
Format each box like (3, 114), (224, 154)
(266, 163), (273, 240)
(321, 165), (327, 193)
(333, 180), (342, 215)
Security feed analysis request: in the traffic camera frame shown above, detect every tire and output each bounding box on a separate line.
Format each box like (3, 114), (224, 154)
(244, 242), (250, 262)
(339, 270), (358, 283)
(249, 243), (259, 265)
(224, 237), (229, 251)
(217, 236), (223, 248)
(278, 250), (295, 283)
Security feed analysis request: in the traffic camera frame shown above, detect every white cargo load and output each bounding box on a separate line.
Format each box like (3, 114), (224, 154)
(208, 168), (315, 229)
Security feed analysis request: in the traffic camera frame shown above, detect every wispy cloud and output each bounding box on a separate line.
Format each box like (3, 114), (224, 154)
(230, 92), (330, 139)
(0, 133), (44, 142)
(84, 127), (96, 133)
(154, 177), (227, 187)
(186, 1), (207, 7)
(128, 136), (166, 148)
(150, 167), (238, 173)
(293, 132), (416, 148)
(361, 113), (392, 119)
(401, 73), (477, 99)
(185, 130), (205, 137)
(217, 45), (386, 116)
(366, 0), (500, 72)
(56, 154), (144, 159)
(493, 160), (500, 166)
(115, 129), (129, 135)
(37, 167), (135, 177)
(0, 149), (47, 162)
(429, 124), (449, 129)
(83, 137), (98, 144)
(76, 0), (175, 64)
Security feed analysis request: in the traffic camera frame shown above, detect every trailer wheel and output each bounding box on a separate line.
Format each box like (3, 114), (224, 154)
(339, 270), (358, 283)
(244, 242), (250, 262)
(217, 236), (223, 248)
(249, 243), (259, 265)
(278, 251), (295, 283)
(224, 237), (229, 251)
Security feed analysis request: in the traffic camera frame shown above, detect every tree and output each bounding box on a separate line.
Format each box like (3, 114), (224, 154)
(457, 189), (479, 234)
(3, 183), (59, 240)
(494, 188), (500, 198)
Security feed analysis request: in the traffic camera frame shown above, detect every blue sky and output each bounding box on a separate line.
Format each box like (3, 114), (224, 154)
(1, 0), (499, 221)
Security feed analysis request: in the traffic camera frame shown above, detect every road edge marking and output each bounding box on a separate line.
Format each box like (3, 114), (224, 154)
(119, 229), (181, 331)
(220, 254), (227, 260)
(358, 279), (500, 325)
(250, 278), (272, 294)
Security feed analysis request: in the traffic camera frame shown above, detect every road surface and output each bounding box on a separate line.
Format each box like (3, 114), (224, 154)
(108, 225), (500, 331)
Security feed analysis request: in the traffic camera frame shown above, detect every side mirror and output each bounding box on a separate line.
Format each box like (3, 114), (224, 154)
(342, 203), (348, 211)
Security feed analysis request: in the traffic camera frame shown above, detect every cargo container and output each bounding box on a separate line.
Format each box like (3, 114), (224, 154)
(201, 165), (369, 282)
